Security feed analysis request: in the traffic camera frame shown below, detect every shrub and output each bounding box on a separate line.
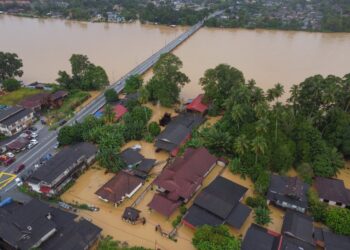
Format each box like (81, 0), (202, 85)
(104, 89), (119, 103)
(148, 122), (161, 137)
(325, 207), (350, 236)
(246, 196), (267, 209)
(2, 78), (21, 91)
(254, 206), (272, 226)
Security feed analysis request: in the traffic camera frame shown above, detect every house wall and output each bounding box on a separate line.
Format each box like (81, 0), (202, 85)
(28, 182), (41, 193)
(0, 112), (34, 136)
(275, 200), (306, 213)
(126, 182), (143, 199)
(319, 198), (346, 208)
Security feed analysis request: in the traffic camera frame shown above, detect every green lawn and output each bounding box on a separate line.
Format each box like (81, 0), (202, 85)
(47, 90), (91, 125)
(0, 88), (45, 106)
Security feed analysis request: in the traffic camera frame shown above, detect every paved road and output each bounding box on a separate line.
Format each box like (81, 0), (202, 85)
(0, 11), (224, 196)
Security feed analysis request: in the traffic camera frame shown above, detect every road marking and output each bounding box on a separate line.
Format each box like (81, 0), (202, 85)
(0, 172), (16, 190)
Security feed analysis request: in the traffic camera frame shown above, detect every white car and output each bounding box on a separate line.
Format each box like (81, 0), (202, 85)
(15, 177), (23, 186)
(30, 139), (38, 144)
(30, 132), (38, 138)
(6, 152), (15, 158)
(131, 144), (142, 151)
(27, 141), (38, 149)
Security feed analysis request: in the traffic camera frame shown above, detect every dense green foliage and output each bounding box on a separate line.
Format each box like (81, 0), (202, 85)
(192, 225), (241, 250)
(104, 88), (119, 103)
(98, 235), (151, 250)
(0, 52), (23, 82)
(186, 64), (348, 187)
(123, 106), (152, 141)
(2, 78), (21, 92)
(254, 206), (272, 226)
(146, 53), (189, 107)
(124, 75), (143, 94)
(148, 121), (161, 137)
(57, 54), (109, 91)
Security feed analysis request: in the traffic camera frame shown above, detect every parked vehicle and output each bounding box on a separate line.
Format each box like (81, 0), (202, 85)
(14, 164), (25, 174)
(15, 177), (23, 186)
(4, 157), (15, 166)
(29, 127), (37, 132)
(39, 153), (52, 164)
(58, 119), (67, 126)
(6, 152), (15, 158)
(30, 132), (38, 138)
(54, 142), (60, 149)
(27, 139), (38, 149)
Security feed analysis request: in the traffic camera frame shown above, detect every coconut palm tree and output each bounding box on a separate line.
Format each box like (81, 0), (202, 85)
(255, 118), (269, 136)
(234, 134), (249, 156)
(273, 83), (284, 102)
(231, 104), (245, 130)
(251, 136), (267, 164)
(103, 104), (115, 124)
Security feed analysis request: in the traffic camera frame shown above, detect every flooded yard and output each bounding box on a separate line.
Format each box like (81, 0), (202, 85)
(337, 161), (350, 189)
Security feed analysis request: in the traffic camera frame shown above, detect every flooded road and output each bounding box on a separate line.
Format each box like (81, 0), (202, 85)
(2, 15), (350, 100)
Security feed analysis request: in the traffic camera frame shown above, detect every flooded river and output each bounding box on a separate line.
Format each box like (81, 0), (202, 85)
(1, 15), (350, 99)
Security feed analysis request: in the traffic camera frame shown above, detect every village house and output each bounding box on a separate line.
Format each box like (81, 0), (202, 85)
(20, 90), (68, 111)
(0, 106), (34, 136)
(119, 148), (144, 168)
(280, 210), (316, 250)
(155, 112), (205, 156)
(267, 174), (309, 213)
(242, 224), (281, 250)
(314, 227), (350, 250)
(314, 177), (350, 208)
(95, 171), (144, 206)
(183, 176), (251, 230)
(186, 94), (209, 115)
(0, 198), (101, 250)
(148, 147), (217, 217)
(27, 142), (97, 197)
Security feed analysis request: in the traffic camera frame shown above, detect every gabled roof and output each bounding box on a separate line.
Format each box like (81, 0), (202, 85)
(122, 207), (140, 221)
(0, 199), (101, 250)
(137, 158), (156, 173)
(155, 113), (205, 152)
(49, 90), (68, 101)
(20, 92), (50, 109)
(148, 193), (182, 217)
(322, 230), (350, 250)
(29, 142), (97, 185)
(0, 106), (33, 126)
(114, 104), (128, 120)
(242, 224), (280, 250)
(95, 171), (143, 204)
(279, 235), (315, 250)
(315, 177), (350, 205)
(267, 174), (309, 210)
(119, 148), (144, 166)
(183, 176), (251, 229)
(281, 210), (315, 246)
(186, 94), (208, 113)
(153, 148), (217, 200)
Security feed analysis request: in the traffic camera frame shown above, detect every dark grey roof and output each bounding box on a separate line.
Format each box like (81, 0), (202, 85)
(242, 224), (280, 250)
(267, 174), (309, 210)
(282, 210), (315, 246)
(280, 235), (315, 250)
(0, 106), (33, 126)
(315, 177), (350, 205)
(122, 207), (140, 221)
(137, 158), (156, 173)
(322, 230), (350, 250)
(119, 148), (144, 166)
(0, 199), (101, 250)
(226, 203), (252, 229)
(155, 112), (205, 152)
(0, 106), (23, 121)
(183, 176), (250, 229)
(29, 142), (97, 184)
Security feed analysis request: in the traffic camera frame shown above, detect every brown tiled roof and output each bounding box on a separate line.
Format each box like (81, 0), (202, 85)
(153, 147), (217, 200)
(20, 93), (50, 109)
(148, 193), (182, 217)
(49, 90), (68, 101)
(95, 171), (143, 204)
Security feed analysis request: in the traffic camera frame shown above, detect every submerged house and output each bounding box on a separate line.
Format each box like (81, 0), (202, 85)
(314, 227), (350, 250)
(314, 177), (350, 208)
(155, 113), (205, 156)
(183, 176), (251, 230)
(242, 224), (281, 250)
(280, 210), (316, 250)
(95, 171), (144, 206)
(27, 142), (97, 197)
(148, 147), (217, 217)
(0, 198), (101, 250)
(267, 175), (309, 213)
(186, 94), (209, 115)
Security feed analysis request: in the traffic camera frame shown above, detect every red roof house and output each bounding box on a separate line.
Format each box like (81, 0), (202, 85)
(148, 147), (217, 217)
(113, 104), (128, 120)
(95, 171), (143, 206)
(186, 94), (208, 114)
